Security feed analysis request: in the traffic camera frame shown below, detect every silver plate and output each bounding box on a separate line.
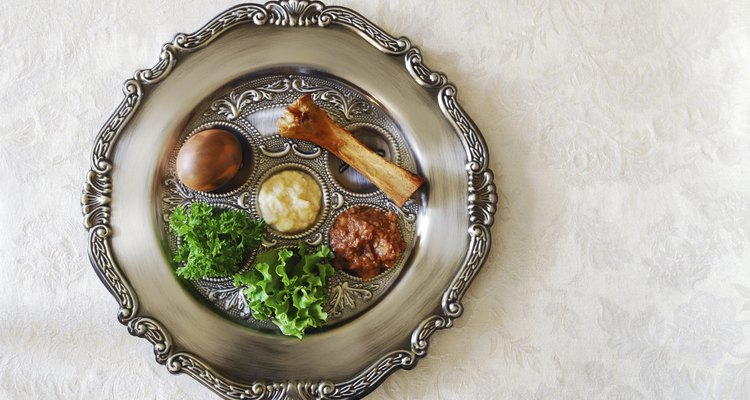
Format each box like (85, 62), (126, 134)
(161, 73), (421, 327)
(81, 1), (497, 399)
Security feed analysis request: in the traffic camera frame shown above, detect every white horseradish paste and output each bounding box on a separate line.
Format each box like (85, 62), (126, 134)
(257, 170), (322, 233)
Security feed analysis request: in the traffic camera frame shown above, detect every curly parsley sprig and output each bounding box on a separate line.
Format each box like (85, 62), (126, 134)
(169, 203), (264, 280)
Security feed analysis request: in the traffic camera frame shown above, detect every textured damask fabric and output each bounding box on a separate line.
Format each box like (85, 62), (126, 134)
(1, 0), (749, 399)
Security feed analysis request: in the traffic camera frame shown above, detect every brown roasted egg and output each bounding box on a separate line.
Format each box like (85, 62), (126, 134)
(176, 129), (243, 192)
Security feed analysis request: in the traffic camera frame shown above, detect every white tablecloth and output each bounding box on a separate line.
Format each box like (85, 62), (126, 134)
(2, 0), (750, 398)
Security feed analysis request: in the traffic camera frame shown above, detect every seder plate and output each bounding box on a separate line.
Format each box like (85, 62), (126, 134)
(162, 73), (421, 327)
(81, 1), (497, 399)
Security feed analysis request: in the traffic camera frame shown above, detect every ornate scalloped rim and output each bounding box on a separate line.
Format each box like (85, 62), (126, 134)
(80, 1), (497, 399)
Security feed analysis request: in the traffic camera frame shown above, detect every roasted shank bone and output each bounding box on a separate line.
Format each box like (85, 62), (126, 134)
(276, 95), (424, 207)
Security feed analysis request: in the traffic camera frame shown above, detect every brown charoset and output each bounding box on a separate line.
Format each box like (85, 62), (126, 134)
(330, 205), (406, 280)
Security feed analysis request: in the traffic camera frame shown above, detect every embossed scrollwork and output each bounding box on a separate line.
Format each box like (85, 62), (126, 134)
(171, 4), (269, 50)
(133, 43), (177, 85)
(468, 168), (497, 226)
(293, 380), (337, 400)
(259, 142), (292, 158)
(331, 192), (345, 210)
(83, 1), (496, 398)
(329, 281), (379, 317)
(438, 84), (490, 170)
(82, 170), (111, 230)
(305, 232), (324, 246)
(291, 77), (371, 120)
(266, 0), (326, 26)
(127, 317), (173, 363)
(411, 315), (451, 356)
(237, 191), (253, 209)
(387, 201), (418, 223)
(439, 84), (497, 226)
(405, 48), (447, 88)
(167, 352), (338, 400)
(166, 354), (269, 399)
(207, 286), (251, 318)
(207, 78), (292, 120)
(331, 351), (416, 399)
(442, 224), (490, 318)
(161, 177), (194, 220)
(291, 142), (323, 159)
(88, 225), (138, 323)
(319, 7), (411, 54)
(435, 78), (496, 325)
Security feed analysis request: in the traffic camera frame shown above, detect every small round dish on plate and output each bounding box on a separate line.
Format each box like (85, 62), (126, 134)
(81, 1), (496, 398)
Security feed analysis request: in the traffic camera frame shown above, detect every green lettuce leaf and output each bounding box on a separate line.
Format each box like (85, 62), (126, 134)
(234, 244), (335, 339)
(169, 202), (264, 280)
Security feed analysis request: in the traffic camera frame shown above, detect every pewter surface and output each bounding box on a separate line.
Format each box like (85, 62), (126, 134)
(82, 1), (496, 399)
(159, 73), (421, 326)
